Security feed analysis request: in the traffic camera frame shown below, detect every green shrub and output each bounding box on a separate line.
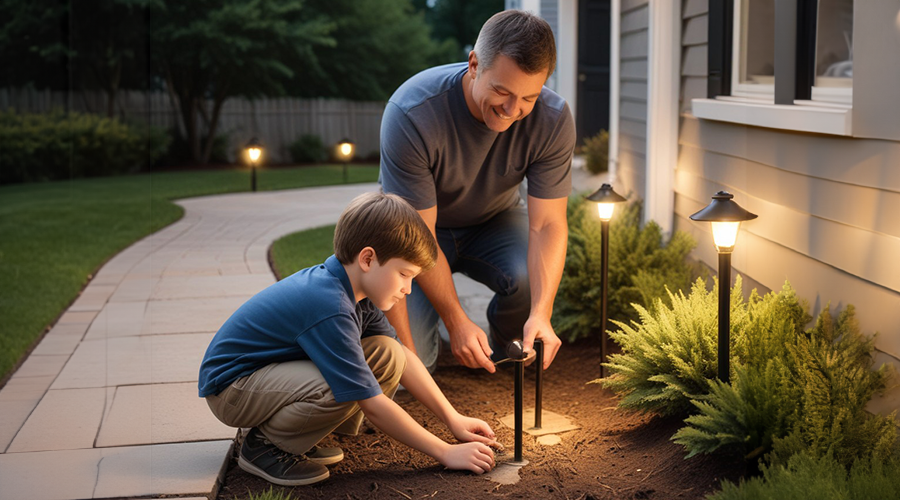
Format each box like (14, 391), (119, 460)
(161, 129), (231, 165)
(672, 301), (895, 465)
(289, 133), (326, 163)
(552, 198), (698, 342)
(709, 452), (900, 500)
(0, 110), (171, 183)
(582, 129), (609, 175)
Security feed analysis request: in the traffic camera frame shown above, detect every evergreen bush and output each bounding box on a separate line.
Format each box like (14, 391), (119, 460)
(672, 302), (896, 465)
(289, 133), (327, 163)
(709, 452), (900, 500)
(581, 129), (609, 175)
(552, 198), (698, 342)
(0, 110), (170, 183)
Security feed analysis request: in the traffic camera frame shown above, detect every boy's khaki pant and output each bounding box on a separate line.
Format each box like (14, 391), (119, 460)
(206, 336), (406, 455)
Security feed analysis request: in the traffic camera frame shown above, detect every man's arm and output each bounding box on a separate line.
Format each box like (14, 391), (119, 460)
(522, 195), (568, 369)
(384, 206), (496, 373)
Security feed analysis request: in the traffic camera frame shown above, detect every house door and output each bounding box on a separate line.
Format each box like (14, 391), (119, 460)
(576, 0), (611, 145)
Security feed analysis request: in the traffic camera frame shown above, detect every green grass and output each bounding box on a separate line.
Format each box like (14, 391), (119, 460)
(270, 225), (337, 280)
(0, 164), (378, 380)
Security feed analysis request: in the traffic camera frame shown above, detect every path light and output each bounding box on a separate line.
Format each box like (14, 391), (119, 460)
(336, 138), (355, 184)
(501, 339), (543, 465)
(245, 138), (263, 192)
(689, 191), (757, 383)
(585, 183), (627, 378)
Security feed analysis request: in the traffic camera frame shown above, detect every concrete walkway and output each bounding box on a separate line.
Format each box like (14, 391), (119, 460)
(0, 165), (606, 500)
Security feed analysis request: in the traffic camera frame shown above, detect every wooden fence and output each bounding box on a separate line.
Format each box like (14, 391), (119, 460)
(0, 88), (386, 163)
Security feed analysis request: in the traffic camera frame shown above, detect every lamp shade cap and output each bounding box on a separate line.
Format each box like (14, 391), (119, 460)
(585, 183), (627, 204)
(689, 191), (758, 222)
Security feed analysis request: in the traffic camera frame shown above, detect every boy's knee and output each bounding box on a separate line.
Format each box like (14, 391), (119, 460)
(363, 336), (407, 384)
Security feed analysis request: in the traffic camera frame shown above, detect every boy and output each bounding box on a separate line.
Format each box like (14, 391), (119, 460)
(198, 192), (497, 487)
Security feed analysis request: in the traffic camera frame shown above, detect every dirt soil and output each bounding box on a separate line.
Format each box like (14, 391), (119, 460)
(216, 338), (747, 500)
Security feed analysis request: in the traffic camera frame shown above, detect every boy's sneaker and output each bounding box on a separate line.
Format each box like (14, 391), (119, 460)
(238, 428), (329, 486)
(305, 445), (344, 465)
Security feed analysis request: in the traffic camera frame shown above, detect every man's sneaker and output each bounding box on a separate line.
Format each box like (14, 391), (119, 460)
(304, 445), (344, 465)
(238, 428), (329, 486)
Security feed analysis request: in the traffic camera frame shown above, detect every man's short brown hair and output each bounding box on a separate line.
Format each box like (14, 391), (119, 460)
(334, 192), (437, 271)
(473, 9), (557, 78)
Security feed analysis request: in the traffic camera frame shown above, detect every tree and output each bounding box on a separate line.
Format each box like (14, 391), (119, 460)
(0, 0), (70, 90)
(291, 0), (456, 101)
(413, 0), (505, 61)
(148, 0), (334, 164)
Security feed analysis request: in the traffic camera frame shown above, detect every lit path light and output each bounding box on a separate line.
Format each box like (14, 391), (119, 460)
(585, 183), (627, 378)
(336, 139), (355, 184)
(690, 191), (757, 383)
(245, 137), (263, 192)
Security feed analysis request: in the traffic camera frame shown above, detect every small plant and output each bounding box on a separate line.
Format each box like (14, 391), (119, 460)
(582, 129), (609, 175)
(709, 452), (900, 500)
(289, 133), (326, 163)
(244, 486), (298, 500)
(553, 198), (699, 342)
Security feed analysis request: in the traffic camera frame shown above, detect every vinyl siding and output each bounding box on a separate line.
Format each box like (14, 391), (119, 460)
(676, 0), (900, 415)
(617, 0), (649, 201)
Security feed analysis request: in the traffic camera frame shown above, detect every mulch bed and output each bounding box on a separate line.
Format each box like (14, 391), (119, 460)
(215, 337), (747, 499)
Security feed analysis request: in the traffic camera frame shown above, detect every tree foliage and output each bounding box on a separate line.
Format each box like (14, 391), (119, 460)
(147, 0), (335, 164)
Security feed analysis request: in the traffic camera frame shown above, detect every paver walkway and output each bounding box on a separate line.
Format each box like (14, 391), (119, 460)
(0, 165), (605, 500)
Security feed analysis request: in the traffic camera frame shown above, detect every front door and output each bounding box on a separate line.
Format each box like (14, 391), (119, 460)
(576, 0), (611, 145)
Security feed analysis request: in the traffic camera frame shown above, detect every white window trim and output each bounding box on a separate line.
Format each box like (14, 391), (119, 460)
(731, 0), (775, 99)
(691, 97), (852, 136)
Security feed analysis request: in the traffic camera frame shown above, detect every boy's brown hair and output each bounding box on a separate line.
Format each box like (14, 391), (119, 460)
(334, 192), (437, 271)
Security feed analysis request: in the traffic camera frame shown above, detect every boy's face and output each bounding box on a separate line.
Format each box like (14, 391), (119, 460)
(361, 255), (422, 311)
(466, 52), (547, 133)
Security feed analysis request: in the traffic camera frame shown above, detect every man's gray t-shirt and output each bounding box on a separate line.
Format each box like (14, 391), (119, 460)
(380, 62), (575, 228)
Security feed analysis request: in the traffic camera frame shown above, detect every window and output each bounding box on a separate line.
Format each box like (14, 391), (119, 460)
(695, 0), (855, 136)
(812, 0), (853, 104)
(732, 0), (775, 98)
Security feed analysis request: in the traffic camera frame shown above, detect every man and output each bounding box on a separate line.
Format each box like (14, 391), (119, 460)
(380, 10), (574, 374)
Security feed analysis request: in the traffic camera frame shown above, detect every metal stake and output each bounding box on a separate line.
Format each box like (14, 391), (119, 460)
(514, 359), (523, 463)
(718, 252), (732, 383)
(534, 340), (543, 429)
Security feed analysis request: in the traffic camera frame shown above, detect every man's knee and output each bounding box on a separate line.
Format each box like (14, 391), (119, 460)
(362, 336), (407, 385)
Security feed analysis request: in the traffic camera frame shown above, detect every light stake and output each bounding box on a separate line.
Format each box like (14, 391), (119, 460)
(245, 137), (263, 192)
(507, 340), (526, 464)
(336, 138), (355, 184)
(534, 339), (543, 429)
(689, 191), (757, 383)
(585, 183), (626, 378)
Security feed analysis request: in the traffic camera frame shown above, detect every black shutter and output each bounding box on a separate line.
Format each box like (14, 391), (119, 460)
(707, 0), (734, 98)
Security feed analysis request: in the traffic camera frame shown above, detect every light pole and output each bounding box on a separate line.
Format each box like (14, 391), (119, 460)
(245, 138), (263, 192)
(336, 138), (355, 184)
(689, 191), (757, 384)
(586, 183), (626, 378)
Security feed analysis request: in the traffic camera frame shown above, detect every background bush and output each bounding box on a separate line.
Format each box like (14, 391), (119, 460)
(710, 452), (900, 500)
(289, 134), (327, 163)
(0, 110), (170, 183)
(160, 129), (231, 166)
(552, 198), (699, 342)
(582, 129), (609, 175)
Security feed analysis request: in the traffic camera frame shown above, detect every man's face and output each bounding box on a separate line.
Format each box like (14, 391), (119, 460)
(466, 52), (547, 132)
(362, 256), (421, 311)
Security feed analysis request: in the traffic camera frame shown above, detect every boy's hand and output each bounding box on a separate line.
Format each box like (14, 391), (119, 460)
(440, 442), (495, 474)
(448, 415), (498, 447)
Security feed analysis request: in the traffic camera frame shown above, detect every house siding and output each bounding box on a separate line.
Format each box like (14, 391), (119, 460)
(676, 0), (900, 416)
(617, 0), (649, 200)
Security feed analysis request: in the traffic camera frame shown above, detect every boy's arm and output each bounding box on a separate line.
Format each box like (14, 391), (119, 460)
(357, 393), (494, 474)
(397, 345), (497, 445)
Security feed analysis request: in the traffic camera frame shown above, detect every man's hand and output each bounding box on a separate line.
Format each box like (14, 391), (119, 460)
(448, 318), (496, 373)
(447, 414), (497, 447)
(439, 442), (495, 474)
(522, 315), (562, 370)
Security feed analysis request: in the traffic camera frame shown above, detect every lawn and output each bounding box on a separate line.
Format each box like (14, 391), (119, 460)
(0, 164), (379, 381)
(269, 224), (337, 280)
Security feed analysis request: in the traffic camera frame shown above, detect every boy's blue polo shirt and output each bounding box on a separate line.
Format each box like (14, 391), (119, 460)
(198, 255), (398, 403)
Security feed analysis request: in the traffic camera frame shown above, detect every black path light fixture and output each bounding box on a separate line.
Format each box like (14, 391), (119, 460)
(585, 183), (627, 378)
(497, 339), (542, 465)
(336, 138), (355, 184)
(689, 191), (757, 384)
(245, 137), (263, 192)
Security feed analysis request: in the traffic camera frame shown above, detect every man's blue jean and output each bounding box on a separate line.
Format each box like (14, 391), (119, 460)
(407, 207), (531, 372)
